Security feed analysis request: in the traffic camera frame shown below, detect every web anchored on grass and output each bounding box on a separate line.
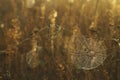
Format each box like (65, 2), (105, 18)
(70, 36), (107, 70)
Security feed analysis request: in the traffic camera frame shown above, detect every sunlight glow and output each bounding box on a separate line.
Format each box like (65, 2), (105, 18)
(47, 0), (51, 2)
(68, 0), (74, 3)
(26, 0), (36, 8)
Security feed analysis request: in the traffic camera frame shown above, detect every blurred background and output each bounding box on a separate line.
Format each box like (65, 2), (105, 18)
(0, 0), (120, 80)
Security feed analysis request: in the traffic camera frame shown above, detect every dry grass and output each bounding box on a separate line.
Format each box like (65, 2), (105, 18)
(0, 0), (120, 80)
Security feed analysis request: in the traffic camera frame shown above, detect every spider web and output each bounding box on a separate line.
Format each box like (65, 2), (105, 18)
(26, 45), (42, 68)
(25, 25), (63, 68)
(70, 36), (107, 70)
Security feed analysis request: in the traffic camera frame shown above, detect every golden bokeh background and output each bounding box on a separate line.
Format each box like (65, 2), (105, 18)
(0, 0), (120, 80)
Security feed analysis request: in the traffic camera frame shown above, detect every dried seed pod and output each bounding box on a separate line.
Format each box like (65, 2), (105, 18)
(48, 10), (58, 24)
(40, 4), (46, 16)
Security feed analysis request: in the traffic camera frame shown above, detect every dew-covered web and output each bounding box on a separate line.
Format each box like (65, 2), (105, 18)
(25, 25), (63, 68)
(26, 39), (42, 68)
(26, 47), (42, 68)
(70, 36), (107, 70)
(24, 28), (43, 68)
